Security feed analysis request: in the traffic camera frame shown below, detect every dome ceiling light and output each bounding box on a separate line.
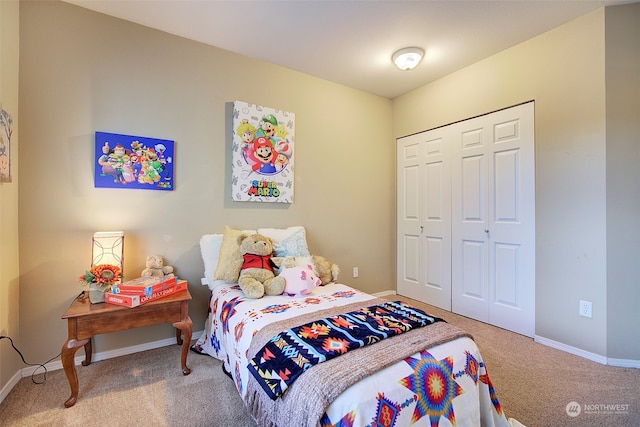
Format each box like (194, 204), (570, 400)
(392, 47), (424, 71)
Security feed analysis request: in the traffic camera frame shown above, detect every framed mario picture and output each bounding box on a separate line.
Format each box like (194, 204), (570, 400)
(231, 101), (295, 203)
(94, 131), (174, 191)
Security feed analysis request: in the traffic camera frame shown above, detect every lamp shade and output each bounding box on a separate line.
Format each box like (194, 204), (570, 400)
(92, 231), (124, 271)
(392, 47), (424, 71)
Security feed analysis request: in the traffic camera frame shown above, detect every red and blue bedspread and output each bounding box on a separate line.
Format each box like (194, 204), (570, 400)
(249, 300), (444, 399)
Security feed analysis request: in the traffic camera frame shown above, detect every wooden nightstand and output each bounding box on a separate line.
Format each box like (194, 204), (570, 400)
(60, 288), (192, 407)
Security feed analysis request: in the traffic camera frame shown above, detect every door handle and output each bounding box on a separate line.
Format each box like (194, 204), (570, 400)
(484, 229), (489, 234)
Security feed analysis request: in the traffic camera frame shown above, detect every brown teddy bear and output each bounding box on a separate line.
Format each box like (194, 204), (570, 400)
(224, 233), (285, 299)
(311, 255), (340, 285)
(141, 255), (175, 278)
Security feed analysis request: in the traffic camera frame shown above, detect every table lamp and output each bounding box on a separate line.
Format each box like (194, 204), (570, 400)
(92, 231), (124, 272)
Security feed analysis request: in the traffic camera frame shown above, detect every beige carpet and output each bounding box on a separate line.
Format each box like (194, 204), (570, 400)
(0, 296), (638, 426)
(0, 343), (257, 427)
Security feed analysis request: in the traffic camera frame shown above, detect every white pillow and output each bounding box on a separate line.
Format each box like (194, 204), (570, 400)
(257, 226), (310, 257)
(199, 234), (223, 287)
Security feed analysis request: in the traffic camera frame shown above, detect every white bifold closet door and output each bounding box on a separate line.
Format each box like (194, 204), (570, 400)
(451, 102), (535, 337)
(397, 126), (452, 310)
(397, 102), (535, 337)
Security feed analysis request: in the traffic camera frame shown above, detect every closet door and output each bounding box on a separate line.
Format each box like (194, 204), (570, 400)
(451, 102), (535, 337)
(397, 134), (422, 301)
(397, 129), (451, 310)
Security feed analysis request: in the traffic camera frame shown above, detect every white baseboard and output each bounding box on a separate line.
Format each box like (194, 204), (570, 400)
(0, 369), (22, 405)
(0, 330), (203, 406)
(606, 357), (640, 368)
(535, 335), (609, 365)
(373, 289), (397, 298)
(535, 335), (640, 368)
(22, 329), (204, 376)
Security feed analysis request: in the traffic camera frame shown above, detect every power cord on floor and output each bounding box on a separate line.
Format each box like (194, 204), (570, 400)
(0, 335), (61, 385)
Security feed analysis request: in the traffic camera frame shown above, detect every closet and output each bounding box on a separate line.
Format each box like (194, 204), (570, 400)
(397, 102), (535, 337)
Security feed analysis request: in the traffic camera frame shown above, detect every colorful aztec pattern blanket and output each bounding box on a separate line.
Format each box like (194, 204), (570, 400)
(248, 300), (444, 399)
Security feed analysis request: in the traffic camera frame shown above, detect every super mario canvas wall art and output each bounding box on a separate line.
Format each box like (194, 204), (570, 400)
(232, 101), (295, 203)
(94, 131), (174, 190)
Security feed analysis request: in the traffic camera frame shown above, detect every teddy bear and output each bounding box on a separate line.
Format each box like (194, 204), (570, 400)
(224, 233), (285, 299)
(272, 254), (340, 285)
(141, 255), (175, 278)
(311, 255), (340, 285)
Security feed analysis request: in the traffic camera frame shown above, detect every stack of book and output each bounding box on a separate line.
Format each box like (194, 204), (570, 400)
(104, 276), (187, 308)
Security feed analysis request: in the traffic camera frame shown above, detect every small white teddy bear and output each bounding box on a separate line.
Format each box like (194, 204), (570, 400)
(141, 255), (175, 278)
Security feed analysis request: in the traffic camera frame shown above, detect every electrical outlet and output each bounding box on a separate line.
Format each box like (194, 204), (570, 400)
(579, 300), (592, 318)
(352, 267), (359, 278)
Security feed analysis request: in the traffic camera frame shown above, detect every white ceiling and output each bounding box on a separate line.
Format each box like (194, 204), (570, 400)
(64, 0), (632, 99)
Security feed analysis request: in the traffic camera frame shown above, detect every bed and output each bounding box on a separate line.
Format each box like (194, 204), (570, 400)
(193, 227), (521, 427)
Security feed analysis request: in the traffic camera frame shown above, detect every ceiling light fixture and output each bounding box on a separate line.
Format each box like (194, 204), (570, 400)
(392, 47), (424, 71)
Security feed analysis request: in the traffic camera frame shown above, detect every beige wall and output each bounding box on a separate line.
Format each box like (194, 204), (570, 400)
(0, 0), (20, 396)
(17, 1), (393, 364)
(605, 3), (640, 361)
(394, 4), (640, 362)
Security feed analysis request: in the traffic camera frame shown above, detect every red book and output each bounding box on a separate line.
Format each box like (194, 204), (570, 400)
(105, 292), (141, 308)
(105, 280), (188, 308)
(111, 276), (178, 297)
(140, 280), (187, 304)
